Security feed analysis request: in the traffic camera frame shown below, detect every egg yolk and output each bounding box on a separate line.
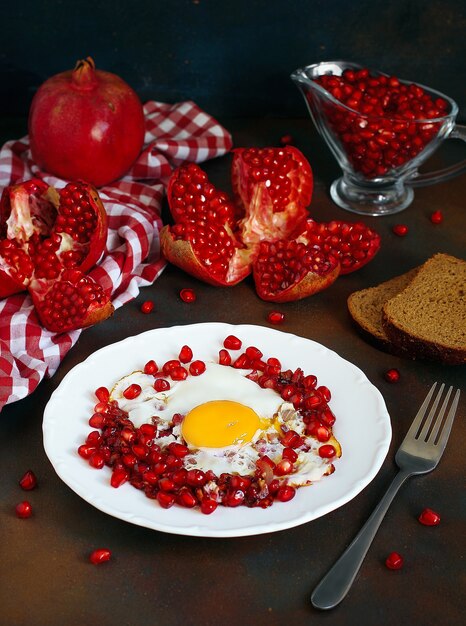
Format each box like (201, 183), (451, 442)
(181, 400), (261, 448)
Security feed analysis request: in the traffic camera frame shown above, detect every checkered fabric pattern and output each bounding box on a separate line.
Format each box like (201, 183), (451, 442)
(0, 100), (232, 412)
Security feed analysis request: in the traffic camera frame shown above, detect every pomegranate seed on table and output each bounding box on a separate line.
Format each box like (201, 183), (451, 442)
(140, 300), (154, 314)
(385, 552), (404, 570)
(267, 311), (285, 324)
(179, 288), (197, 303)
(418, 508), (441, 526)
(162, 359), (181, 375)
(154, 378), (170, 392)
(189, 360), (206, 376)
(200, 498), (218, 514)
(218, 349), (232, 366)
(392, 224), (409, 237)
(430, 210), (443, 224)
(89, 548), (112, 565)
(19, 470), (38, 491)
(170, 366), (188, 381)
(178, 345), (193, 363)
(384, 368), (400, 383)
(15, 501), (33, 518)
(276, 485), (296, 502)
(144, 359), (158, 375)
(123, 383), (142, 400)
(95, 386), (110, 402)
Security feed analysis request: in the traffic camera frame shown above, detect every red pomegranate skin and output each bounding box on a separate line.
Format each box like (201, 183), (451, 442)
(28, 58), (146, 187)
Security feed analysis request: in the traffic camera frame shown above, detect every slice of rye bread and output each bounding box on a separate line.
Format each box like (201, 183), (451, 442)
(382, 253), (466, 365)
(347, 268), (419, 353)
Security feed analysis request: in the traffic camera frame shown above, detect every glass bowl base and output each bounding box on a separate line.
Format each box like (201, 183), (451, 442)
(330, 177), (414, 216)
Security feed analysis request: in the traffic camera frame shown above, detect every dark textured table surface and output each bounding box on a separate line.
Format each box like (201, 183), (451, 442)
(0, 118), (465, 626)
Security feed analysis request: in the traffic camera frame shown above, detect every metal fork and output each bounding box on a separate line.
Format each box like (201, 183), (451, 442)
(311, 382), (461, 610)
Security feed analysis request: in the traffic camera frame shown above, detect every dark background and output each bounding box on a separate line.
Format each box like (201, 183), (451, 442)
(2, 0), (466, 121)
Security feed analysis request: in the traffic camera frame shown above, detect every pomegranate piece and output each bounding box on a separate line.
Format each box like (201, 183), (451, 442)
(161, 163), (251, 287)
(201, 498), (218, 514)
(89, 548), (112, 565)
(253, 238), (340, 302)
(29, 268), (113, 333)
(276, 485), (296, 502)
(318, 444), (336, 458)
(178, 345), (193, 363)
(29, 57), (145, 187)
(189, 360), (206, 376)
(154, 378), (170, 392)
(19, 470), (38, 491)
(418, 508), (441, 526)
(313, 68), (449, 178)
(15, 501), (33, 518)
(385, 551), (404, 570)
(304, 219), (381, 274)
(223, 335), (242, 350)
(232, 146), (313, 245)
(123, 384), (142, 400)
(144, 360), (158, 375)
(95, 386), (110, 402)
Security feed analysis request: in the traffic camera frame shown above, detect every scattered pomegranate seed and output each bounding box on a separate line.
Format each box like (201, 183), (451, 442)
(392, 224), (408, 237)
(189, 360), (206, 376)
(157, 491), (176, 509)
(430, 210), (443, 224)
(89, 548), (112, 565)
(19, 470), (37, 491)
(218, 349), (232, 366)
(385, 552), (404, 570)
(144, 359), (158, 375)
(154, 378), (170, 392)
(282, 447), (298, 463)
(111, 467), (129, 488)
(89, 413), (105, 428)
(95, 386), (110, 402)
(15, 501), (33, 518)
(223, 335), (242, 350)
(140, 300), (154, 314)
(384, 368), (400, 383)
(123, 383), (142, 400)
(200, 498), (218, 514)
(180, 288), (196, 303)
(178, 345), (193, 363)
(276, 485), (296, 502)
(267, 311), (285, 324)
(170, 366), (188, 381)
(274, 459), (294, 476)
(280, 134), (294, 145)
(245, 346), (263, 360)
(418, 508), (441, 526)
(162, 359), (180, 375)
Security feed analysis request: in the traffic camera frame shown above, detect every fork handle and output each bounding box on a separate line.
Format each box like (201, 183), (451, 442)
(311, 468), (412, 610)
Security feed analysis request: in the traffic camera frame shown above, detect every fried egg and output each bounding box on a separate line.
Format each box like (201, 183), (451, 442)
(110, 361), (340, 483)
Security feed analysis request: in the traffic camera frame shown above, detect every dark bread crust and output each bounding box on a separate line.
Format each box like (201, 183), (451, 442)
(347, 269), (418, 354)
(382, 253), (466, 366)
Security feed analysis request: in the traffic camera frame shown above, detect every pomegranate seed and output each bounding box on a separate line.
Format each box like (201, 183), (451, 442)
(140, 300), (154, 314)
(318, 444), (336, 458)
(89, 413), (105, 428)
(178, 345), (193, 363)
(179, 288), (196, 303)
(385, 552), (404, 570)
(172, 468), (188, 485)
(276, 485), (296, 502)
(123, 383), (142, 400)
(224, 489), (245, 507)
(200, 498), (218, 514)
(315, 424), (331, 442)
(218, 349), (232, 366)
(78, 444), (96, 459)
(187, 469), (207, 486)
(189, 360), (206, 376)
(163, 359), (180, 375)
(282, 447), (298, 463)
(392, 224), (408, 237)
(95, 386), (110, 402)
(157, 491), (176, 509)
(158, 477), (175, 492)
(267, 311), (285, 324)
(94, 401), (109, 413)
(177, 489), (197, 508)
(89, 452), (105, 469)
(430, 210), (443, 224)
(111, 467), (129, 488)
(274, 459), (294, 476)
(245, 346), (263, 360)
(170, 366), (188, 381)
(154, 378), (170, 392)
(280, 134), (294, 145)
(86, 431), (102, 445)
(89, 548), (112, 565)
(168, 442), (190, 458)
(144, 359), (158, 375)
(139, 423), (157, 438)
(15, 501), (33, 518)
(281, 430), (303, 449)
(19, 470), (37, 491)
(223, 335), (242, 350)
(233, 353), (251, 369)
(384, 368), (400, 383)
(418, 508), (441, 526)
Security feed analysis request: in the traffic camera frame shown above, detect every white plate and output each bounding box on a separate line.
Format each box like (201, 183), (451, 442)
(43, 323), (391, 538)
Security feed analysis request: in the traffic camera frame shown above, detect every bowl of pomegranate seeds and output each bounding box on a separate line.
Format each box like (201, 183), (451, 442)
(43, 323), (391, 537)
(291, 61), (466, 216)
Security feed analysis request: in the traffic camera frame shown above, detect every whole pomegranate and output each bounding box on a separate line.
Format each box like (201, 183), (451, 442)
(28, 57), (145, 187)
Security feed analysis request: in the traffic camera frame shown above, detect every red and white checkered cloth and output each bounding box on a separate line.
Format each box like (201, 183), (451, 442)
(0, 100), (232, 412)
